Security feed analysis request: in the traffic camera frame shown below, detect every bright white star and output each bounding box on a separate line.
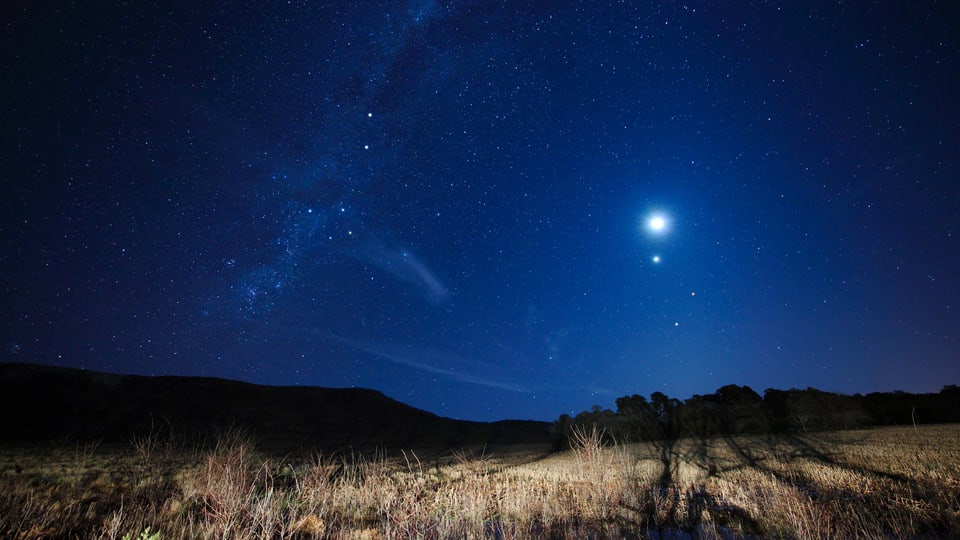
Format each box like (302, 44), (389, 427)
(648, 214), (667, 233)
(652, 255), (661, 263)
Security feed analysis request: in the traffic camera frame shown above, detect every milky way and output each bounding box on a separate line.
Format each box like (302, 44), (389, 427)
(4, 1), (959, 420)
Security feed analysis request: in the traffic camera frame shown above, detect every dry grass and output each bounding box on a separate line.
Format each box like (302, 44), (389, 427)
(1, 425), (959, 538)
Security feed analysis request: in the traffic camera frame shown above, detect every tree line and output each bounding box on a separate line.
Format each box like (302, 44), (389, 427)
(552, 384), (960, 446)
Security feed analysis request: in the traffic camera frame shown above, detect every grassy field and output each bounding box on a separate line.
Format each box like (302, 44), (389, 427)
(1, 424), (959, 538)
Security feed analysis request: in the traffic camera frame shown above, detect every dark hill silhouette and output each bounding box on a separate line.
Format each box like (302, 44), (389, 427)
(0, 363), (550, 452)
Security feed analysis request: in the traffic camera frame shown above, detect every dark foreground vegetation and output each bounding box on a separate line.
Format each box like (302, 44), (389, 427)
(554, 383), (960, 446)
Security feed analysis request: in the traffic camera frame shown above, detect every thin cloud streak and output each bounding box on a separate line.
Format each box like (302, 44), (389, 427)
(354, 239), (450, 303)
(334, 336), (531, 393)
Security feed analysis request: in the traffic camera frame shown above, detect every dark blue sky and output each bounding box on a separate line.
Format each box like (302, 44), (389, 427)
(3, 1), (958, 421)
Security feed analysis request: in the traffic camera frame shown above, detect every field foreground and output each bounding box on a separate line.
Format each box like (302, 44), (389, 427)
(2, 425), (959, 538)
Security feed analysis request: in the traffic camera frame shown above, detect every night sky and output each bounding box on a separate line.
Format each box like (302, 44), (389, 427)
(3, 2), (959, 421)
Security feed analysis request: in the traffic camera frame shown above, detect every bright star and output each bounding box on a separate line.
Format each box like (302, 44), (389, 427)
(652, 255), (661, 263)
(648, 214), (667, 233)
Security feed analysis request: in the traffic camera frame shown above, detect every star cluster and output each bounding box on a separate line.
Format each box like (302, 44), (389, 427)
(3, 2), (958, 420)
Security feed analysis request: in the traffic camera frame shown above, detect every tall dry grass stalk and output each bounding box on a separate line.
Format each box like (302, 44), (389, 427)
(568, 424), (630, 523)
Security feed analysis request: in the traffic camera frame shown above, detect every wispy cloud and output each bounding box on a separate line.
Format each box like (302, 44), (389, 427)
(354, 239), (450, 303)
(334, 336), (530, 393)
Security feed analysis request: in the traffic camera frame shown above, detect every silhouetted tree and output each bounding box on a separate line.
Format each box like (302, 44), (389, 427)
(713, 385), (766, 434)
(550, 414), (573, 450)
(556, 382), (960, 447)
(615, 394), (657, 441)
(680, 394), (717, 437)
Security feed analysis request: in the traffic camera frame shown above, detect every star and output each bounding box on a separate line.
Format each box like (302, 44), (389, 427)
(652, 255), (661, 263)
(647, 213), (668, 234)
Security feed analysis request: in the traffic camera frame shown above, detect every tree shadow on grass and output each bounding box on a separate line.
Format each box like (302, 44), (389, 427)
(623, 430), (959, 538)
(738, 431), (958, 536)
(781, 433), (918, 485)
(685, 484), (761, 540)
(625, 434), (763, 539)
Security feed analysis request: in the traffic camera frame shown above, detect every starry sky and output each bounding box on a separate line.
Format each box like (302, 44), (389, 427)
(3, 1), (959, 421)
